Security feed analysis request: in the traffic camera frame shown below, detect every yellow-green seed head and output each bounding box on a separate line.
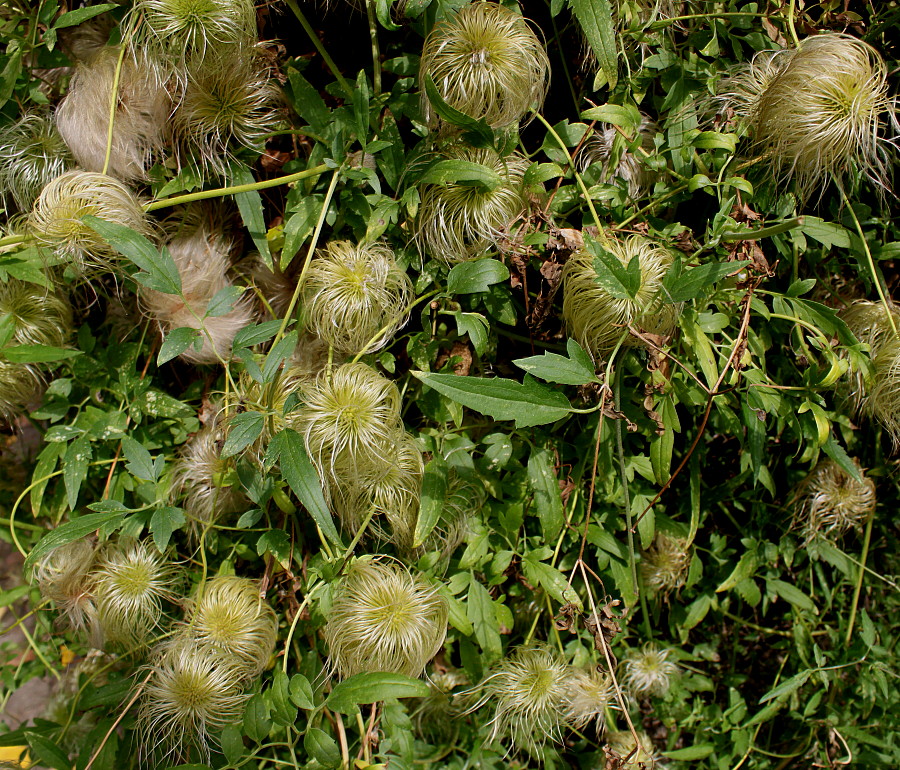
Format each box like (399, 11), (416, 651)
(31, 539), (100, 643)
(471, 644), (571, 757)
(324, 560), (448, 679)
(416, 145), (529, 264)
(93, 539), (180, 649)
(562, 234), (679, 359)
(139, 635), (251, 761)
(793, 459), (875, 541)
(420, 1), (550, 131)
(605, 729), (664, 768)
(0, 360), (43, 423)
(640, 533), (691, 597)
(30, 171), (154, 273)
(622, 643), (678, 698)
(184, 575), (277, 678)
(577, 116), (659, 199)
(564, 666), (616, 732)
(0, 112), (73, 212)
(303, 241), (413, 356)
(0, 280), (73, 349)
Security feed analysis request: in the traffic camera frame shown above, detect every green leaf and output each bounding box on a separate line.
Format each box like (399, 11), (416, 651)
(83, 215), (182, 295)
(289, 674), (315, 709)
(205, 286), (244, 318)
(233, 319), (284, 349)
(304, 728), (341, 768)
(513, 339), (596, 385)
(157, 327), (201, 365)
(221, 411), (265, 458)
(447, 258), (508, 294)
(150, 506), (185, 551)
(570, 0), (617, 89)
(0, 344), (80, 363)
(580, 103), (640, 130)
(717, 550), (758, 593)
(266, 429), (342, 546)
(411, 372), (572, 428)
(120, 436), (158, 481)
(422, 74), (495, 148)
(420, 160), (501, 191)
(467, 578), (501, 659)
(53, 4), (116, 28)
(243, 693), (271, 743)
(800, 217), (851, 249)
(232, 166), (272, 268)
(692, 131), (737, 152)
(768, 579), (817, 614)
(524, 162), (564, 186)
(759, 669), (811, 704)
(663, 745), (716, 760)
(527, 447), (565, 540)
(63, 435), (91, 510)
(414, 455), (448, 547)
(662, 259), (750, 303)
(452, 312), (489, 356)
(220, 724), (245, 766)
(325, 673), (430, 715)
(26, 733), (69, 770)
(584, 233), (640, 300)
(269, 671), (298, 726)
(821, 434), (864, 483)
(521, 552), (569, 604)
(24, 511), (126, 571)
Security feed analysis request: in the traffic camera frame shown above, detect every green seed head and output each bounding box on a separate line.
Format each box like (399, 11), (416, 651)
(640, 533), (691, 597)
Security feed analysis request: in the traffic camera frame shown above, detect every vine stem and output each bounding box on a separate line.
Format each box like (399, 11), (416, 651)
(786, 0), (801, 48)
(845, 506), (876, 646)
(144, 164), (330, 212)
(365, 0), (381, 97)
(282, 0), (354, 100)
(101, 43), (128, 176)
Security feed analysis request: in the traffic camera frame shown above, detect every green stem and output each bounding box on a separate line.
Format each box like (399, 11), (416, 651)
(350, 288), (441, 365)
(614, 363), (640, 613)
(786, 0), (801, 48)
(845, 506), (876, 646)
(145, 164), (330, 212)
(720, 216), (805, 242)
(282, 0), (354, 100)
(365, 0), (382, 97)
(101, 44), (128, 176)
(534, 112), (610, 246)
(0, 234), (28, 249)
(616, 183), (689, 230)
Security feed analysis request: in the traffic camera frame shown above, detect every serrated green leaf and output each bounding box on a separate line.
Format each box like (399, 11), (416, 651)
(205, 286), (244, 318)
(759, 669), (811, 704)
(233, 320), (284, 349)
(325, 673), (430, 715)
(53, 3), (116, 28)
(662, 260), (750, 303)
(221, 411), (265, 458)
(26, 733), (69, 770)
(467, 578), (501, 659)
(157, 327), (201, 365)
(769, 579), (817, 614)
(420, 160), (501, 190)
(527, 447), (564, 540)
(513, 339), (596, 385)
(232, 166), (272, 268)
(150, 506), (185, 551)
(447, 258), (508, 294)
(717, 550), (758, 593)
(584, 232), (640, 300)
(120, 436), (158, 481)
(570, 0), (617, 89)
(412, 372), (572, 428)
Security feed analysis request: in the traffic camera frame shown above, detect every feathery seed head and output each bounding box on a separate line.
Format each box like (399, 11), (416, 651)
(303, 241), (413, 356)
(412, 669), (469, 743)
(793, 459), (875, 541)
(562, 235), (679, 359)
(0, 112), (73, 212)
(416, 145), (529, 264)
(133, 0), (256, 65)
(420, 1), (550, 131)
(93, 539), (180, 649)
(841, 300), (900, 441)
(31, 539), (100, 642)
(55, 48), (170, 183)
(185, 575), (277, 677)
(296, 362), (403, 484)
(577, 116), (659, 199)
(324, 560), (448, 679)
(564, 666), (616, 732)
(605, 729), (663, 768)
(173, 50), (280, 176)
(0, 360), (43, 423)
(0, 280), (73, 349)
(471, 644), (571, 757)
(30, 171), (153, 273)
(622, 643), (678, 697)
(719, 34), (896, 198)
(640, 533), (691, 597)
(139, 635), (251, 761)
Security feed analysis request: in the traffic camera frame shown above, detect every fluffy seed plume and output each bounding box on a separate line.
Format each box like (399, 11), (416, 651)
(792, 459), (875, 541)
(640, 532), (691, 597)
(0, 280), (73, 348)
(0, 361), (43, 423)
(295, 362), (403, 484)
(564, 666), (616, 732)
(139, 636), (251, 761)
(303, 241), (413, 356)
(622, 643), (678, 698)
(55, 48), (170, 183)
(131, 0), (256, 67)
(577, 115), (659, 199)
(420, 1), (549, 131)
(31, 539), (100, 643)
(717, 33), (896, 198)
(416, 145), (529, 264)
(172, 49), (280, 176)
(170, 410), (247, 530)
(30, 171), (153, 273)
(324, 560), (448, 679)
(470, 644), (571, 757)
(841, 300), (900, 441)
(0, 112), (73, 212)
(605, 729), (664, 768)
(141, 223), (254, 364)
(93, 539), (180, 649)
(562, 234), (679, 359)
(183, 575), (277, 678)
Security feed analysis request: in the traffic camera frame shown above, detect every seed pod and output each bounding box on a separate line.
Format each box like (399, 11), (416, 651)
(562, 234), (679, 359)
(31, 539), (100, 644)
(420, 1), (549, 131)
(0, 112), (73, 212)
(564, 666), (616, 732)
(640, 533), (691, 597)
(303, 241), (413, 356)
(324, 560), (448, 679)
(792, 459), (875, 541)
(577, 115), (659, 199)
(622, 643), (678, 698)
